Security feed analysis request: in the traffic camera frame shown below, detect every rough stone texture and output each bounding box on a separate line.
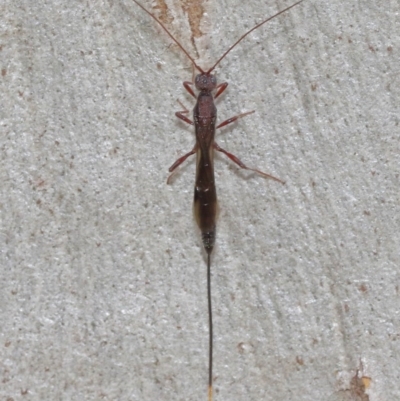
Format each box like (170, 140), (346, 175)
(1, 1), (399, 400)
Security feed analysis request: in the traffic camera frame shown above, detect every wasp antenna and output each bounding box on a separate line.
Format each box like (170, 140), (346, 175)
(207, 0), (304, 74)
(131, 0), (205, 74)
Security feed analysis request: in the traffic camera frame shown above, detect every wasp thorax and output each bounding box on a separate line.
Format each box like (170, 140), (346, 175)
(195, 74), (217, 91)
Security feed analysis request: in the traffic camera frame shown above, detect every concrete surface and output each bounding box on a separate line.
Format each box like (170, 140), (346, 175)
(1, 0), (399, 400)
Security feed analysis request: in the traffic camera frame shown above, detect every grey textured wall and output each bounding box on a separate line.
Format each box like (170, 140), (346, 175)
(1, 0), (399, 400)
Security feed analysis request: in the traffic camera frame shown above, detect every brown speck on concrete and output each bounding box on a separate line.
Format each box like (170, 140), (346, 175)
(359, 284), (368, 293)
(153, 0), (174, 26)
(181, 0), (205, 39)
(330, 368), (371, 400)
(180, 0), (206, 57)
